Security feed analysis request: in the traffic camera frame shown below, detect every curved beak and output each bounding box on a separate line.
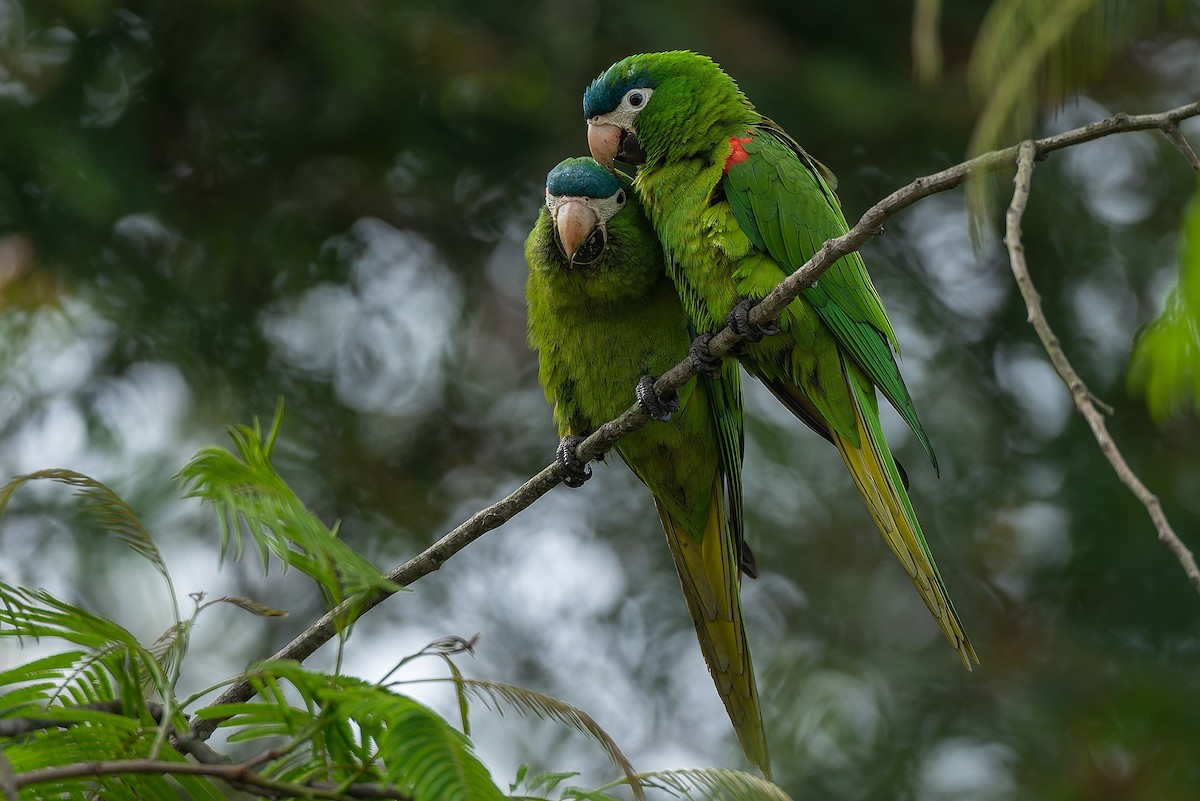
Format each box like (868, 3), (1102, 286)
(554, 200), (599, 265)
(587, 119), (623, 170)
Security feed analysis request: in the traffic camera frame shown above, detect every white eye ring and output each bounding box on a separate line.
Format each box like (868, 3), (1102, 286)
(615, 189), (626, 206)
(625, 88), (652, 109)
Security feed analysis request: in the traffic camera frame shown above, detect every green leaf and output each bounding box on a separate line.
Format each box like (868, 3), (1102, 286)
(1128, 180), (1200, 421)
(459, 678), (642, 800)
(176, 401), (399, 628)
(0, 468), (175, 610)
(200, 660), (505, 801)
(524, 769), (582, 795)
(637, 768), (794, 801)
(204, 595), (289, 617)
(0, 582), (170, 706)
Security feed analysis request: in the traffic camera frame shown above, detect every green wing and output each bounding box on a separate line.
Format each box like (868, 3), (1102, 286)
(723, 122), (937, 471)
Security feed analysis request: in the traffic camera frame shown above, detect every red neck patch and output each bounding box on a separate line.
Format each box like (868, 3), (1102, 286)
(723, 134), (753, 174)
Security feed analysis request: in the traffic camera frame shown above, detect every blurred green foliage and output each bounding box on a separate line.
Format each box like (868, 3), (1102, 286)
(1128, 178), (1200, 421)
(1, 1), (1199, 799)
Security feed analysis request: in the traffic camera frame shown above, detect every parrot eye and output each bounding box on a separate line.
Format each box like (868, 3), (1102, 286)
(624, 88), (652, 110)
(615, 190), (626, 206)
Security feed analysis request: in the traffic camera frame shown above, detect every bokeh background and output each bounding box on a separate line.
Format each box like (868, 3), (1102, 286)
(2, 1), (1199, 798)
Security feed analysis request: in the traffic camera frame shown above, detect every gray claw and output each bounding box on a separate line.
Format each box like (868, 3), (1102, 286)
(556, 435), (592, 488)
(636, 375), (680, 422)
(689, 333), (722, 376)
(727, 298), (780, 343)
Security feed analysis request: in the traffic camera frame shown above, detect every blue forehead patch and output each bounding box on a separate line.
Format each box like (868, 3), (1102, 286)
(582, 57), (656, 118)
(546, 157), (622, 199)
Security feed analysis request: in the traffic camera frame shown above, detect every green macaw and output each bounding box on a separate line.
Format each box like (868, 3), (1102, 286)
(582, 51), (978, 669)
(525, 157), (771, 776)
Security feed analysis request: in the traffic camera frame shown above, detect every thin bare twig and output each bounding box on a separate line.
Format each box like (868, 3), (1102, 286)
(1162, 122), (1200, 173)
(190, 100), (1200, 742)
(1005, 141), (1200, 593)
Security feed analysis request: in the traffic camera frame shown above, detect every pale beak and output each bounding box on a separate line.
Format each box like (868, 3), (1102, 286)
(587, 119), (623, 170)
(555, 200), (599, 264)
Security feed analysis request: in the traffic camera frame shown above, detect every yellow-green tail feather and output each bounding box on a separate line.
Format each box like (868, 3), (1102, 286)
(772, 368), (978, 670)
(654, 482), (770, 779)
(837, 364), (978, 669)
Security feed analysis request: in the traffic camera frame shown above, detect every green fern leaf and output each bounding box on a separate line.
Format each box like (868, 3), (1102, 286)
(0, 469), (175, 604)
(459, 678), (642, 800)
(176, 401), (398, 627)
(638, 768), (795, 801)
(0, 582), (169, 707)
(0, 651), (86, 701)
(199, 662), (505, 800)
(377, 698), (502, 801)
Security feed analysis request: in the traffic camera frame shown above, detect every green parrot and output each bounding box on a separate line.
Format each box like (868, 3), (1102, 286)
(582, 51), (978, 670)
(525, 157), (771, 776)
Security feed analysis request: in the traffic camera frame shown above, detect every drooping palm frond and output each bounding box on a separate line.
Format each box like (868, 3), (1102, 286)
(965, 0), (1185, 233)
(635, 768), (795, 801)
(1129, 178), (1200, 420)
(0, 468), (177, 619)
(176, 401), (399, 628)
(458, 678), (643, 800)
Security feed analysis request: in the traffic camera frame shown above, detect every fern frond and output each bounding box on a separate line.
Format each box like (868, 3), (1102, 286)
(0, 582), (170, 706)
(458, 678), (642, 799)
(176, 401), (398, 628)
(0, 468), (176, 617)
(373, 694), (501, 801)
(637, 768), (794, 801)
(3, 716), (227, 801)
(0, 651), (86, 708)
(196, 660), (506, 800)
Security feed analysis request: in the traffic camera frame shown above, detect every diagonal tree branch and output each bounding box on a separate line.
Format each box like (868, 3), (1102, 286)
(190, 100), (1200, 742)
(10, 756), (414, 800)
(1004, 140), (1200, 593)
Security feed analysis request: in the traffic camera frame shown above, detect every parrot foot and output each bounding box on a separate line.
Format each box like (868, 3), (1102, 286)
(636, 375), (680, 422)
(727, 298), (781, 343)
(688, 333), (723, 376)
(556, 436), (592, 488)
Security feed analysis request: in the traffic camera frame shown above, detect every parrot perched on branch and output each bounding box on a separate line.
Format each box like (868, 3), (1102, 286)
(582, 51), (978, 669)
(525, 157), (771, 776)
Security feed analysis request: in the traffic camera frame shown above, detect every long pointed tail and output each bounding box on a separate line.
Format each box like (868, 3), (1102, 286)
(838, 368), (978, 669)
(770, 373), (978, 669)
(654, 484), (770, 778)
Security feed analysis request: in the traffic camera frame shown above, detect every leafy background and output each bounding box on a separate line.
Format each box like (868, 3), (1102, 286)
(1, 0), (1198, 798)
